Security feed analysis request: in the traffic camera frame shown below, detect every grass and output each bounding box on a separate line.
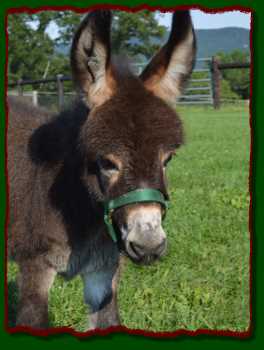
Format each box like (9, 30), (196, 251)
(7, 104), (251, 332)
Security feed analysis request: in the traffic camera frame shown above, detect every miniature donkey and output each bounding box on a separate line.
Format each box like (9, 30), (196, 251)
(7, 10), (196, 329)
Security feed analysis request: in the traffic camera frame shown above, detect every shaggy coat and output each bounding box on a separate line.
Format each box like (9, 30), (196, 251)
(7, 10), (196, 329)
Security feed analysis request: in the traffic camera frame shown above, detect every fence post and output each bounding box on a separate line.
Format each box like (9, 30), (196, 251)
(17, 79), (23, 96)
(211, 56), (221, 109)
(32, 90), (38, 107)
(57, 74), (64, 111)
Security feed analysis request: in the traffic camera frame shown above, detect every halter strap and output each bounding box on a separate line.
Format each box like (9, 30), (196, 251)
(104, 188), (169, 242)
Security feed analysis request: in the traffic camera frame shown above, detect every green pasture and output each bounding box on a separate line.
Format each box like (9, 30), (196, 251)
(8, 103), (251, 332)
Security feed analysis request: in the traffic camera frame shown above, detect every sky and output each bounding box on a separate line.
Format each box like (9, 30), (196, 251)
(158, 10), (251, 29)
(46, 10), (251, 39)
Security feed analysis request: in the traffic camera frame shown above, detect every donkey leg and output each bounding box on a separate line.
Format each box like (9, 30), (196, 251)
(16, 258), (56, 328)
(82, 264), (121, 329)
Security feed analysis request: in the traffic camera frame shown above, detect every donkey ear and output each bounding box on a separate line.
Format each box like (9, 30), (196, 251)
(140, 11), (196, 103)
(71, 10), (116, 108)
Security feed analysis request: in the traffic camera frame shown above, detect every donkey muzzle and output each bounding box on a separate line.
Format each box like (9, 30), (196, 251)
(124, 206), (167, 264)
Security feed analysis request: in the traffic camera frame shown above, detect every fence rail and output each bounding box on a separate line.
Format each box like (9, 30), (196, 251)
(7, 76), (72, 88)
(218, 62), (250, 70)
(7, 57), (250, 110)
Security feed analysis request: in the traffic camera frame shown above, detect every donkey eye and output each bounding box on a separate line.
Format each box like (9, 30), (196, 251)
(163, 154), (173, 167)
(98, 157), (119, 174)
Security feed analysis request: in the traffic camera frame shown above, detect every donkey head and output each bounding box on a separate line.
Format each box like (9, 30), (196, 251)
(71, 10), (196, 264)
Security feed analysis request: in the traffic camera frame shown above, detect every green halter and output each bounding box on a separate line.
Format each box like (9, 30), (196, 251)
(103, 188), (169, 242)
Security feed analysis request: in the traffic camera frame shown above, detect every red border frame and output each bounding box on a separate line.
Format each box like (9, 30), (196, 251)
(4, 3), (253, 339)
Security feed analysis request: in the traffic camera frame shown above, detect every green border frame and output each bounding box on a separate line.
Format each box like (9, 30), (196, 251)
(1, 0), (263, 348)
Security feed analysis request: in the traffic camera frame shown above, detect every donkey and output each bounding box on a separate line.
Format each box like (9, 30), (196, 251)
(7, 10), (196, 329)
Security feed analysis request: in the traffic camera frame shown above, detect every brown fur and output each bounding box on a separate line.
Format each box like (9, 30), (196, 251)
(7, 10), (196, 329)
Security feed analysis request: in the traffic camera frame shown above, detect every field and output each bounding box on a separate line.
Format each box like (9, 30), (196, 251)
(8, 104), (251, 332)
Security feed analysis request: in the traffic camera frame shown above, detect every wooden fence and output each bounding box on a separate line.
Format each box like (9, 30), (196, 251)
(210, 57), (250, 109)
(8, 57), (250, 110)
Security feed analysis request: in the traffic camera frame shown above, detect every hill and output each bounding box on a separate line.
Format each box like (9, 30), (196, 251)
(55, 27), (250, 61)
(195, 27), (250, 58)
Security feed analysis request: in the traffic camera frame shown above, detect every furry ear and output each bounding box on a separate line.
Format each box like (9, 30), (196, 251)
(140, 11), (196, 103)
(71, 10), (116, 108)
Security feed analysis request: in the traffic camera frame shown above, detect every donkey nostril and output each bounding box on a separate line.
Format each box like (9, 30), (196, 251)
(129, 239), (166, 258)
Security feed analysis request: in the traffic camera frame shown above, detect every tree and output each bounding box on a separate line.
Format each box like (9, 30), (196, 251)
(216, 50), (250, 99)
(52, 11), (82, 47)
(52, 11), (166, 60)
(220, 79), (240, 101)
(111, 11), (166, 59)
(8, 13), (56, 81)
(8, 10), (167, 84)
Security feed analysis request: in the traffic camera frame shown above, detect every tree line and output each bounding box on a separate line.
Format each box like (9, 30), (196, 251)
(8, 11), (166, 83)
(8, 11), (250, 100)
